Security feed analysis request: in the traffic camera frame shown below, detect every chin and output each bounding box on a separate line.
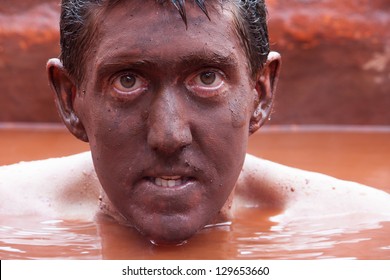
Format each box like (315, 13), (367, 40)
(134, 214), (207, 245)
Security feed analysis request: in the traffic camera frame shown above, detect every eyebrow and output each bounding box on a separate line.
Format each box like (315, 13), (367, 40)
(95, 51), (239, 79)
(96, 58), (157, 78)
(177, 52), (238, 69)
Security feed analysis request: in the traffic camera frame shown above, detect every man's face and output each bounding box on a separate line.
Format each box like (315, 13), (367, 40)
(74, 1), (259, 244)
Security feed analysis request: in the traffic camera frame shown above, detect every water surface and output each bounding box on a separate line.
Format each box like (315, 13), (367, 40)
(1, 125), (389, 259)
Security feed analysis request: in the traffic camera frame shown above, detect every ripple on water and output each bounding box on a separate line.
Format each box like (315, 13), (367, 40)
(226, 208), (390, 260)
(0, 216), (102, 259)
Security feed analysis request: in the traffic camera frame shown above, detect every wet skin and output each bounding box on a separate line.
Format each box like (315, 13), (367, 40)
(48, 1), (277, 244)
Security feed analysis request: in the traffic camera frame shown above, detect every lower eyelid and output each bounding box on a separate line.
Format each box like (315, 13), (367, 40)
(110, 87), (148, 101)
(194, 82), (224, 90)
(187, 82), (226, 98)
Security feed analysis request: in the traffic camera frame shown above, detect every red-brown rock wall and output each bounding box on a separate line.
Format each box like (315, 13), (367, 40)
(0, 0), (60, 122)
(1, 0), (389, 124)
(267, 0), (390, 124)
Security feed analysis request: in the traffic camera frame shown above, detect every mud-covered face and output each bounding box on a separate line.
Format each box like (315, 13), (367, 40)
(74, 1), (259, 244)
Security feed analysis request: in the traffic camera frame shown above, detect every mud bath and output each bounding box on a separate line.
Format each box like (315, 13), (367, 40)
(0, 125), (389, 259)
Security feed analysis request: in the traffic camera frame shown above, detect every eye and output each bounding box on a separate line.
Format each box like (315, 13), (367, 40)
(186, 70), (225, 97)
(111, 73), (147, 96)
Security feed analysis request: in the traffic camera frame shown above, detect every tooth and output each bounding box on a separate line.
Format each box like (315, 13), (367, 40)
(162, 179), (168, 187)
(153, 177), (186, 187)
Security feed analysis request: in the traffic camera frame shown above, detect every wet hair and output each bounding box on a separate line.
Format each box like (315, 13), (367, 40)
(59, 0), (270, 85)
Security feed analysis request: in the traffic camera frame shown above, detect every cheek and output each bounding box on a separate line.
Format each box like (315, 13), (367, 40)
(229, 98), (249, 129)
(228, 87), (253, 129)
(194, 99), (250, 181)
(78, 99), (148, 183)
(82, 99), (145, 148)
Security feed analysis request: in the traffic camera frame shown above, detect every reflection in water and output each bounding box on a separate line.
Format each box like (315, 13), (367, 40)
(1, 208), (389, 259)
(227, 208), (389, 260)
(0, 217), (101, 259)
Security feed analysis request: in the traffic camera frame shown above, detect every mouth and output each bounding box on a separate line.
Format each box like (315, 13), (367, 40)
(146, 176), (194, 188)
(136, 175), (201, 212)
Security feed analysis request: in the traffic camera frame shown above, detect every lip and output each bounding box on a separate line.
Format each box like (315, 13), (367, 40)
(136, 164), (204, 190)
(140, 176), (197, 192)
(121, 163), (208, 214)
(145, 176), (195, 189)
(131, 177), (202, 214)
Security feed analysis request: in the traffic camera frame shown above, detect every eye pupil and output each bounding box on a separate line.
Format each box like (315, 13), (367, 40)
(120, 75), (136, 88)
(200, 72), (216, 85)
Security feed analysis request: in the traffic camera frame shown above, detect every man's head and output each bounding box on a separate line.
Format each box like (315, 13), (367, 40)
(47, 0), (281, 244)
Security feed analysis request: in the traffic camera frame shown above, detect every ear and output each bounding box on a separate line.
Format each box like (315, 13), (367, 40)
(249, 51), (281, 134)
(47, 58), (88, 142)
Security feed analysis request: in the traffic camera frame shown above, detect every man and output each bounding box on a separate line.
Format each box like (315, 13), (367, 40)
(1, 0), (389, 245)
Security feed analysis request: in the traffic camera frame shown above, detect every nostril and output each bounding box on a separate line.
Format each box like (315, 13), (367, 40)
(147, 126), (192, 155)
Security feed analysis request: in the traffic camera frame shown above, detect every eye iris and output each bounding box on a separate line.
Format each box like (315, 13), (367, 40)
(120, 75), (136, 88)
(200, 72), (216, 85)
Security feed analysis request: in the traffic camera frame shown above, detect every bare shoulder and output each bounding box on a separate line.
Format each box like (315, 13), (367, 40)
(235, 154), (390, 219)
(0, 152), (101, 219)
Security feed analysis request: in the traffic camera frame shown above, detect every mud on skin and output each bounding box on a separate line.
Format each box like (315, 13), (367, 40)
(47, 0), (280, 244)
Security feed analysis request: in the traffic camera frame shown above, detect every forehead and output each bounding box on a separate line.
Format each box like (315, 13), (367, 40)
(90, 0), (247, 70)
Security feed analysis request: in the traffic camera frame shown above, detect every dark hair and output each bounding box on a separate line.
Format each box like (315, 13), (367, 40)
(59, 0), (270, 85)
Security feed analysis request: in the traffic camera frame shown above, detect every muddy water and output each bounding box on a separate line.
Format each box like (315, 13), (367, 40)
(0, 125), (389, 259)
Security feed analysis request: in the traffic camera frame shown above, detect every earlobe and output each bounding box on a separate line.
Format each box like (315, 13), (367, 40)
(249, 51), (281, 134)
(47, 58), (88, 142)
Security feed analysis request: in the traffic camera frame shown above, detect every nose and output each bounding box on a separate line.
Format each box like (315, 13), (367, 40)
(147, 90), (192, 155)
